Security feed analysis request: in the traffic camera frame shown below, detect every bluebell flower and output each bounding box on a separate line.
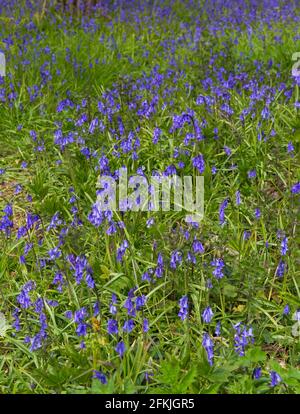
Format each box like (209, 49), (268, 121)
(283, 305), (290, 315)
(202, 306), (214, 323)
(88, 203), (105, 227)
(3, 204), (13, 216)
(12, 308), (21, 332)
(206, 279), (213, 289)
(142, 271), (152, 282)
(115, 341), (126, 357)
(202, 333), (214, 366)
(117, 239), (129, 262)
(47, 300), (58, 308)
(211, 258), (225, 279)
(123, 319), (134, 333)
(281, 236), (288, 256)
(74, 308), (87, 323)
(143, 319), (149, 333)
(53, 272), (64, 292)
(243, 230), (251, 240)
(146, 217), (154, 228)
(192, 239), (204, 254)
(76, 323), (88, 337)
(253, 367), (262, 379)
(170, 250), (183, 270)
(248, 170), (256, 179)
(261, 106), (271, 120)
(30, 333), (43, 351)
(186, 251), (196, 264)
(124, 290), (136, 317)
(224, 146), (231, 156)
(287, 142), (294, 155)
(19, 255), (26, 264)
(93, 301), (100, 316)
(152, 127), (161, 144)
(219, 198), (229, 225)
(93, 370), (107, 385)
(34, 298), (44, 313)
(164, 164), (177, 176)
(233, 323), (254, 356)
(291, 182), (300, 194)
(235, 190), (241, 206)
(89, 118), (99, 134)
(107, 319), (118, 335)
(276, 259), (285, 278)
(48, 246), (62, 260)
(109, 294), (117, 315)
(65, 311), (73, 319)
(155, 253), (164, 278)
(270, 371), (282, 387)
(17, 281), (36, 309)
(136, 295), (147, 310)
(255, 208), (261, 219)
(0, 213), (13, 236)
(192, 154), (205, 174)
(178, 295), (188, 321)
(215, 321), (221, 336)
(14, 184), (22, 194)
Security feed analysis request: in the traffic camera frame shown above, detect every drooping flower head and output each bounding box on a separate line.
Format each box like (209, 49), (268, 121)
(202, 306), (214, 323)
(202, 332), (214, 366)
(93, 370), (107, 384)
(270, 371), (282, 387)
(178, 295), (189, 321)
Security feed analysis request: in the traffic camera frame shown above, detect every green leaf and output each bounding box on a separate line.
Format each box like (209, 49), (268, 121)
(91, 377), (115, 394)
(199, 383), (220, 394)
(223, 284), (238, 298)
(158, 357), (181, 385)
(178, 366), (197, 392)
(245, 347), (267, 363)
(209, 367), (231, 383)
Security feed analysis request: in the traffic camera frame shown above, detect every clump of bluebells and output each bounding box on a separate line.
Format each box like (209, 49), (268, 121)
(233, 323), (254, 356)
